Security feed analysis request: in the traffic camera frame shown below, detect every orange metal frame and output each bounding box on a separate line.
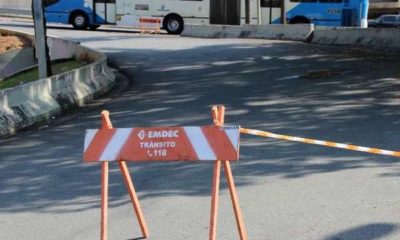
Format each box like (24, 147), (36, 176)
(139, 17), (161, 34)
(98, 105), (247, 240)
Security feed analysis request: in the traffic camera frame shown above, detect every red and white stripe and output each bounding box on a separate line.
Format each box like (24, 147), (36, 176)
(84, 125), (240, 162)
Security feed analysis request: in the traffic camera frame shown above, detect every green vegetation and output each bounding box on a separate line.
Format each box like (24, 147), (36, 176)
(0, 59), (87, 90)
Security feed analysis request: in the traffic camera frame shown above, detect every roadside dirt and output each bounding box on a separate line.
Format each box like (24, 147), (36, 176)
(0, 35), (30, 54)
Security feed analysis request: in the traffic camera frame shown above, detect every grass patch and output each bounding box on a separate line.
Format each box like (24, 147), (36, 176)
(1, 59), (87, 90)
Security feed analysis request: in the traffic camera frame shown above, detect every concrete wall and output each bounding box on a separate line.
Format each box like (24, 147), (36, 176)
(311, 28), (400, 50)
(0, 29), (115, 136)
(182, 24), (314, 41)
(183, 24), (400, 51)
(0, 48), (36, 80)
(0, 29), (34, 80)
(0, 28), (78, 61)
(0, 0), (31, 11)
(0, 28), (80, 80)
(47, 37), (80, 60)
(0, 0), (31, 17)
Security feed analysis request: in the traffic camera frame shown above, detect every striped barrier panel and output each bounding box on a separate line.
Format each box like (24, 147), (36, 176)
(84, 125), (240, 162)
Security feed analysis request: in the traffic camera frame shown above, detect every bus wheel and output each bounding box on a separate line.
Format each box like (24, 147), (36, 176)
(71, 12), (89, 30)
(164, 14), (184, 34)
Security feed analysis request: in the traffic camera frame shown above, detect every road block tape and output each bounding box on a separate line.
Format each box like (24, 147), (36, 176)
(240, 128), (400, 157)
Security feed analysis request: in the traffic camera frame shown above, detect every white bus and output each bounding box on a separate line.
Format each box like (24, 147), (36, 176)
(44, 0), (368, 34)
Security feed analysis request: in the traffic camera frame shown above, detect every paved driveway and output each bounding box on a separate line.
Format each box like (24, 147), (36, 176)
(1, 21), (400, 240)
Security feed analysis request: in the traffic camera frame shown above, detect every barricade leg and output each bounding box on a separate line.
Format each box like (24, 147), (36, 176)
(101, 162), (109, 240)
(99, 110), (149, 238)
(209, 161), (221, 240)
(100, 111), (113, 240)
(139, 17), (144, 34)
(223, 161), (247, 240)
(209, 105), (225, 240)
(118, 161), (149, 238)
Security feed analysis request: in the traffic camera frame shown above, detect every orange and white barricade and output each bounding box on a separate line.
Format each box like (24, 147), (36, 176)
(139, 17), (161, 34)
(83, 105), (247, 240)
(83, 101), (400, 240)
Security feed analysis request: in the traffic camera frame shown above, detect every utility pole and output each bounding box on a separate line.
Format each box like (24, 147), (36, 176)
(257, 0), (261, 24)
(280, 0), (286, 24)
(245, 0), (251, 24)
(269, 0), (272, 24)
(32, 0), (52, 79)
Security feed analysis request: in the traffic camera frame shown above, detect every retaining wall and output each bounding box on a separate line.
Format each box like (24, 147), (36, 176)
(0, 28), (79, 61)
(182, 24), (314, 41)
(182, 24), (400, 51)
(310, 28), (400, 50)
(0, 29), (34, 80)
(0, 28), (79, 79)
(0, 29), (115, 136)
(0, 48), (35, 80)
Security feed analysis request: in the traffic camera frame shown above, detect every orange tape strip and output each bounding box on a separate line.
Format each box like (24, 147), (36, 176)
(240, 128), (400, 157)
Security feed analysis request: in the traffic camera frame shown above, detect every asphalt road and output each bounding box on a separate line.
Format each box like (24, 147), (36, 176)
(1, 21), (400, 240)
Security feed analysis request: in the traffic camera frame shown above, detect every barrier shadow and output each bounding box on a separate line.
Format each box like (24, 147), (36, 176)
(323, 223), (399, 240)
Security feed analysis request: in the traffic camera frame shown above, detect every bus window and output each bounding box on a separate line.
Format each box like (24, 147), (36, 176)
(43, 0), (60, 7)
(319, 0), (343, 3)
(290, 0), (317, 2)
(261, 0), (281, 7)
(135, 4), (149, 10)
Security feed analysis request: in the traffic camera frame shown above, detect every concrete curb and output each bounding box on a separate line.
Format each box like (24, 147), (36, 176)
(311, 28), (400, 50)
(0, 8), (31, 19)
(181, 24), (314, 41)
(182, 24), (400, 51)
(0, 29), (115, 136)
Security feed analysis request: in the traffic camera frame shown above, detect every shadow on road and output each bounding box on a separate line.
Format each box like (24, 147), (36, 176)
(1, 37), (400, 215)
(127, 237), (146, 240)
(324, 223), (399, 240)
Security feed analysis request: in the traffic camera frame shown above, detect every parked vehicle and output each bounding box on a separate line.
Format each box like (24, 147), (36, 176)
(368, 14), (400, 28)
